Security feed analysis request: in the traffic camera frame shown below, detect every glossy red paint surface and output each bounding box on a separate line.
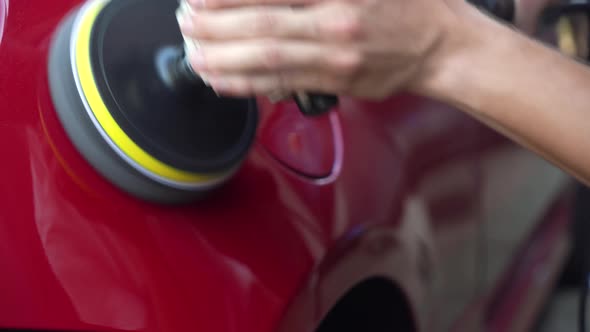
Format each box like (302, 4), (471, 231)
(0, 1), (575, 332)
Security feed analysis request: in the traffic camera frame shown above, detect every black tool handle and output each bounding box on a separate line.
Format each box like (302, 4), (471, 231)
(294, 92), (339, 116)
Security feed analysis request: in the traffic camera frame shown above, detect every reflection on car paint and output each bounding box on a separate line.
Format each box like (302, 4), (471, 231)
(0, 0), (7, 45)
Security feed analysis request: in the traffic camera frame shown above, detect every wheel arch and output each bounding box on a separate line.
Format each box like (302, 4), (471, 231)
(274, 206), (434, 332)
(315, 276), (416, 332)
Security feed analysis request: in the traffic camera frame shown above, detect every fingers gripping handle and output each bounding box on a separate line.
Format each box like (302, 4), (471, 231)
(175, 0), (338, 117)
(174, 55), (339, 116)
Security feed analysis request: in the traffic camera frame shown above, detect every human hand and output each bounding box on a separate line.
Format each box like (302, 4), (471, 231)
(177, 0), (464, 99)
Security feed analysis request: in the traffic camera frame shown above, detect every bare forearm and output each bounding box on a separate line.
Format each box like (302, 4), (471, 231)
(424, 8), (590, 184)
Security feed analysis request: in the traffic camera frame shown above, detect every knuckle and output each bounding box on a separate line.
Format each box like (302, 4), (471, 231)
(262, 42), (282, 70)
(341, 11), (362, 40)
(254, 8), (277, 34)
(322, 6), (362, 41)
(188, 15), (208, 38)
(333, 51), (363, 76)
(197, 47), (216, 69)
(234, 79), (254, 96)
(308, 19), (321, 39)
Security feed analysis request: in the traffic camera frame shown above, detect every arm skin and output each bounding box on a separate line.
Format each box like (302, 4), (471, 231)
(423, 4), (590, 186)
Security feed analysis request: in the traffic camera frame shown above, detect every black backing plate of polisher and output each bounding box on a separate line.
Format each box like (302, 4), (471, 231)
(91, 0), (257, 173)
(47, 0), (258, 203)
(48, 11), (204, 203)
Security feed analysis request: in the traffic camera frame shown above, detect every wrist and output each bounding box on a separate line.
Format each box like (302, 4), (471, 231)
(412, 6), (521, 112)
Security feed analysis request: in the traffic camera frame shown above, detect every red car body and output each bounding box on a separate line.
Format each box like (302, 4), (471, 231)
(0, 0), (575, 331)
